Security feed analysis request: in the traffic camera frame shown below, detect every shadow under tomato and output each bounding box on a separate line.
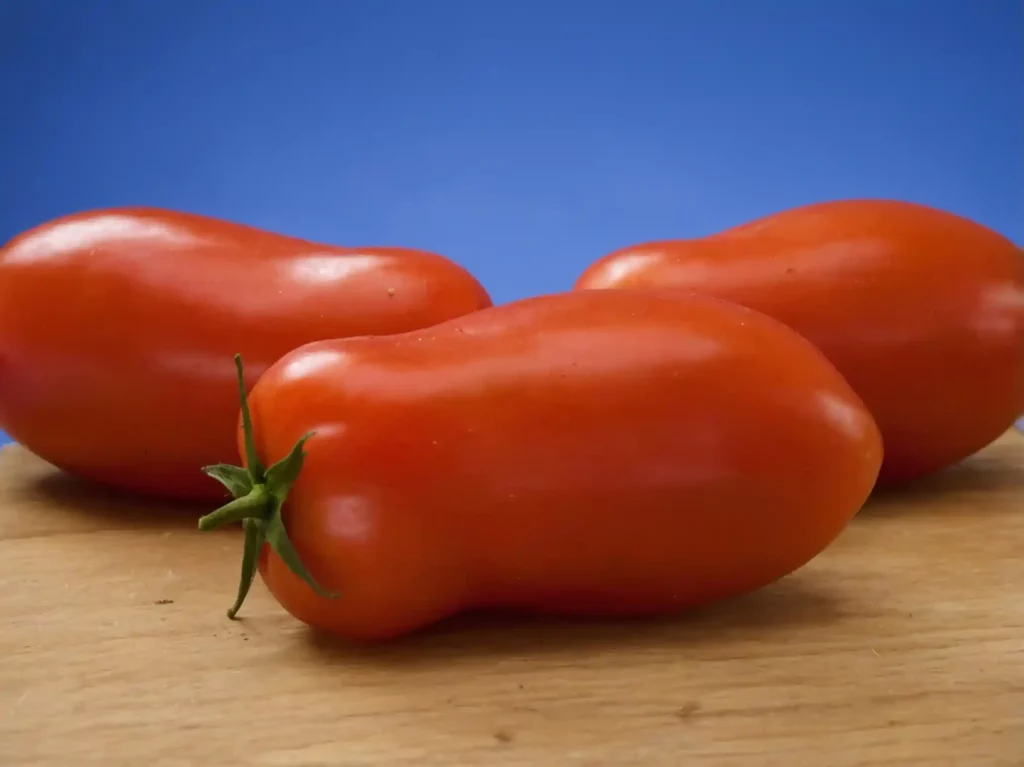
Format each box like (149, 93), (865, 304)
(861, 450), (1023, 519)
(302, 573), (846, 667)
(21, 468), (210, 533)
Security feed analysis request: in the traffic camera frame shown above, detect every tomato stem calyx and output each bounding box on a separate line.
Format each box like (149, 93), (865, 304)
(197, 353), (339, 620)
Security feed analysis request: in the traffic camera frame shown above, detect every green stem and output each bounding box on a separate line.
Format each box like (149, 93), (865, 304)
(198, 353), (338, 619)
(197, 489), (271, 531)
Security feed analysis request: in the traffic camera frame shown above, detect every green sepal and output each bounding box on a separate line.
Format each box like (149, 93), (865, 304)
(265, 498), (339, 600)
(227, 518), (265, 619)
(264, 431), (314, 501)
(201, 463), (254, 497)
(196, 353), (339, 620)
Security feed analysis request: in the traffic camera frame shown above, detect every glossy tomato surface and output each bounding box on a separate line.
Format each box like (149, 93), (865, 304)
(575, 200), (1024, 484)
(0, 207), (491, 500)
(241, 289), (882, 641)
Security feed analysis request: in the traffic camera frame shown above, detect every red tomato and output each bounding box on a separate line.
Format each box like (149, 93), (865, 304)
(0, 207), (491, 500)
(575, 200), (1024, 485)
(199, 289), (882, 642)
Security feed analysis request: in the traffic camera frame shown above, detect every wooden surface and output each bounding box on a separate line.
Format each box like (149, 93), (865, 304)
(1, 433), (1022, 767)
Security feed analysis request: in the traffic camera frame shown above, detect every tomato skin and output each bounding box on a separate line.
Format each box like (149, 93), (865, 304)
(242, 289), (882, 641)
(575, 200), (1024, 485)
(0, 207), (491, 500)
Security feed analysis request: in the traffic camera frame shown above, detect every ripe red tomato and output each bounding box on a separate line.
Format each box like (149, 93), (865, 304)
(0, 207), (491, 500)
(199, 289), (882, 642)
(575, 200), (1024, 485)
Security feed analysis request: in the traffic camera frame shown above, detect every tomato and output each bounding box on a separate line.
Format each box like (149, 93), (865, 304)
(0, 207), (491, 500)
(198, 289), (882, 642)
(575, 200), (1024, 485)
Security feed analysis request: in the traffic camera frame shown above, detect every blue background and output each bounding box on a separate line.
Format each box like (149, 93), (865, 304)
(1, 0), (1021, 447)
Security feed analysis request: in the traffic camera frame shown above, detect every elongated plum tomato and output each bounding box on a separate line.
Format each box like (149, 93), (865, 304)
(0, 208), (491, 500)
(574, 199), (1024, 485)
(198, 289), (882, 642)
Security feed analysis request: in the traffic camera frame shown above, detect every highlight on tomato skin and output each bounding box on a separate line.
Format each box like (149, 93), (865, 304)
(574, 199), (1024, 486)
(0, 207), (493, 501)
(199, 288), (884, 643)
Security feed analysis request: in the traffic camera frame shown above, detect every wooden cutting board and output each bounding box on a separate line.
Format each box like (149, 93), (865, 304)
(1, 432), (1022, 767)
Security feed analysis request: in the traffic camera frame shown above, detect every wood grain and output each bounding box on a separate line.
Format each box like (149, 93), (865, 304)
(1, 432), (1022, 767)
